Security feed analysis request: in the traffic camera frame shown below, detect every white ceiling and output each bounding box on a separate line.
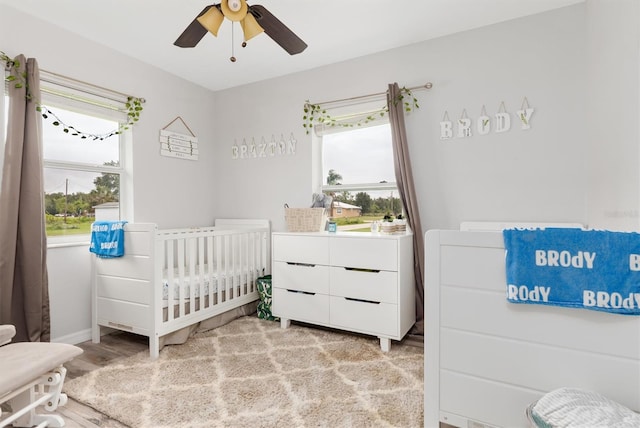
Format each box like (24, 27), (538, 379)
(3, 0), (583, 92)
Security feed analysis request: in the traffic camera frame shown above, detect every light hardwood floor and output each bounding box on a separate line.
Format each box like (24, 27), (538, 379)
(57, 332), (148, 428)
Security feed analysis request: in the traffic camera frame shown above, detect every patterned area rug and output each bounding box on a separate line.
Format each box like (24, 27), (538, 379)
(64, 316), (424, 427)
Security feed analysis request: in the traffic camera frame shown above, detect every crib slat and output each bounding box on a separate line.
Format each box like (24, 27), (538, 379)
(216, 235), (223, 303)
(250, 232), (257, 291)
(244, 233), (249, 296)
(187, 236), (196, 315)
(203, 236), (208, 304)
(165, 242), (175, 323)
(244, 233), (248, 296)
(250, 232), (256, 291)
(177, 239), (186, 318)
(236, 234), (242, 297)
(244, 233), (250, 295)
(197, 236), (204, 309)
(225, 235), (232, 300)
(207, 236), (214, 308)
(238, 234), (242, 296)
(243, 233), (254, 294)
(239, 233), (246, 296)
(255, 232), (260, 290)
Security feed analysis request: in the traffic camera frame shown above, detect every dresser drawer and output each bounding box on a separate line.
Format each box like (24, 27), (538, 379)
(273, 287), (329, 325)
(329, 267), (397, 303)
(330, 237), (398, 271)
(272, 234), (329, 264)
(273, 261), (329, 294)
(329, 296), (398, 337)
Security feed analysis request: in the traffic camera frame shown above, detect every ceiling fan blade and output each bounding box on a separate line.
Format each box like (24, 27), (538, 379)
(249, 5), (307, 55)
(174, 5), (216, 48)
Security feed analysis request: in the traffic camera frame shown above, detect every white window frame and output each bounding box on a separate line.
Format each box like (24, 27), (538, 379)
(2, 70), (134, 245)
(312, 116), (400, 212)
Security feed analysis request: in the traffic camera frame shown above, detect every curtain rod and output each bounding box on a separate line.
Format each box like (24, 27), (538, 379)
(40, 68), (145, 104)
(310, 82), (433, 107)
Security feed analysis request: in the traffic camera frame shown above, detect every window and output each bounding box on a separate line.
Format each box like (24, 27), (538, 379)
(314, 116), (402, 231)
(2, 71), (132, 244)
(43, 106), (124, 241)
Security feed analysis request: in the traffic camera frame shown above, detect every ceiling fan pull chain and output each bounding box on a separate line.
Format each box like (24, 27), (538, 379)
(230, 21), (237, 62)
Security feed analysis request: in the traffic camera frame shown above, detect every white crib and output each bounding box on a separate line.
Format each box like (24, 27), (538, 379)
(424, 229), (640, 428)
(92, 219), (270, 359)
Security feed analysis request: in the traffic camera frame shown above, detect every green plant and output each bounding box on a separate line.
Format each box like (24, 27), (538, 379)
(2, 51), (27, 93)
(36, 96), (143, 140)
(302, 86), (419, 134)
(2, 50), (144, 140)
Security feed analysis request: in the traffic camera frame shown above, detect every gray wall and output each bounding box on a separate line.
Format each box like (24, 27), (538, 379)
(0, 6), (219, 229)
(212, 2), (638, 233)
(586, 0), (640, 231)
(1, 5), (220, 343)
(1, 1), (638, 342)
(213, 4), (592, 232)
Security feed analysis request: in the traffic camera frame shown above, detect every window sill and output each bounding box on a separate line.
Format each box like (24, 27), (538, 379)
(47, 235), (90, 249)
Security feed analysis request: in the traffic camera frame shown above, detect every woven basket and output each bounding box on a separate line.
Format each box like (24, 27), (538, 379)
(380, 221), (407, 234)
(284, 207), (327, 232)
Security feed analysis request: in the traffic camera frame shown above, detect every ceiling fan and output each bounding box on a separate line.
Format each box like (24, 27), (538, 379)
(174, 0), (307, 61)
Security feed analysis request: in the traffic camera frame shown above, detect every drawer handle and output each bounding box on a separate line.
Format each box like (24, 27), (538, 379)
(286, 289), (315, 296)
(345, 297), (380, 305)
(344, 267), (380, 273)
(286, 262), (316, 267)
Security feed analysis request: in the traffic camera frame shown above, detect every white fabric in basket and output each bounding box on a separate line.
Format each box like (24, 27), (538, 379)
(531, 387), (640, 428)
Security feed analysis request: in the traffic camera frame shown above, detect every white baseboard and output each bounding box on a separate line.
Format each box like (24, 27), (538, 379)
(52, 328), (92, 345)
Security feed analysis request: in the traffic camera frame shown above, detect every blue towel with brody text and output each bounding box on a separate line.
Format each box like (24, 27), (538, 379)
(89, 221), (127, 258)
(503, 228), (640, 315)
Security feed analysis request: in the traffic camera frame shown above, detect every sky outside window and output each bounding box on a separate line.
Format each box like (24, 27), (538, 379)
(322, 123), (394, 185)
(42, 106), (119, 194)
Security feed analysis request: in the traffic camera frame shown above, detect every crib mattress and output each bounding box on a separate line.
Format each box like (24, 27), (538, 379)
(162, 266), (258, 301)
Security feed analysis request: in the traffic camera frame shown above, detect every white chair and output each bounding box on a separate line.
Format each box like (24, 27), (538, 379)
(0, 325), (83, 427)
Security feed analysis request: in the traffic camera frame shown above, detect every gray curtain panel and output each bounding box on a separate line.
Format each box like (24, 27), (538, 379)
(387, 82), (424, 334)
(0, 55), (50, 342)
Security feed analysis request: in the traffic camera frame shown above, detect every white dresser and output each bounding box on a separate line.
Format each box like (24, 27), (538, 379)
(272, 231), (415, 351)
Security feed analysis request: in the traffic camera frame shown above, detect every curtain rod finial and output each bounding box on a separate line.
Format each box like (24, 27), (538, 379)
(424, 82), (433, 89)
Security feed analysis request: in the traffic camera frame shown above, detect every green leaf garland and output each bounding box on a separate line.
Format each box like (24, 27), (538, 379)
(303, 86), (419, 134)
(2, 50), (144, 141)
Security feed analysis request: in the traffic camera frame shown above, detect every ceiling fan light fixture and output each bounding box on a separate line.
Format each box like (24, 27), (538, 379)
(196, 6), (224, 37)
(221, 0), (248, 22)
(240, 13), (264, 42)
(175, 2), (307, 56)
